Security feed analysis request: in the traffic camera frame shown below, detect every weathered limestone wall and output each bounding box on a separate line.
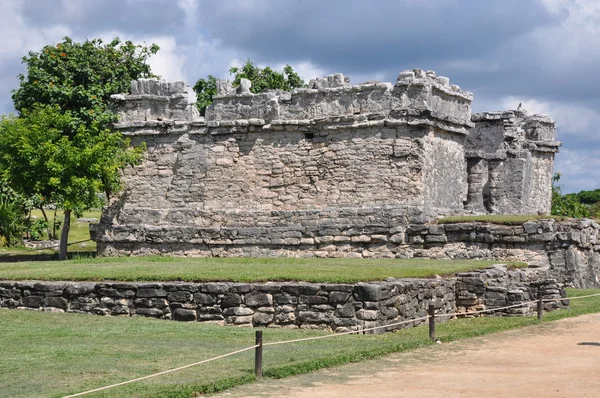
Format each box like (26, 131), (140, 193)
(465, 111), (560, 215)
(93, 70), (474, 255)
(401, 219), (600, 288)
(0, 266), (567, 332)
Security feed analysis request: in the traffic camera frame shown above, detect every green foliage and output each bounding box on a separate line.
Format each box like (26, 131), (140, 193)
(3, 37), (156, 257)
(193, 60), (305, 115)
(0, 105), (144, 214)
(27, 218), (49, 241)
(12, 37), (159, 128)
(192, 75), (217, 116)
(229, 61), (305, 93)
(551, 173), (590, 218)
(0, 197), (26, 246)
(589, 202), (600, 219)
(574, 189), (600, 204)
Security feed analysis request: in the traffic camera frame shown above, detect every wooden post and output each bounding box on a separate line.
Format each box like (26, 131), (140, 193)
(428, 303), (436, 341)
(537, 288), (544, 321)
(255, 330), (263, 378)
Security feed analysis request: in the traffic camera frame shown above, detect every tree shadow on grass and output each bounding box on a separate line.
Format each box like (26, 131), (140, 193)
(0, 251), (95, 262)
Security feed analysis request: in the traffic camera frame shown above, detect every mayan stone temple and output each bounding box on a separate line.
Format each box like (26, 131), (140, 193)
(87, 67), (600, 278)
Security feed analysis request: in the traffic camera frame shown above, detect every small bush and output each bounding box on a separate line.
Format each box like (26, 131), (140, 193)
(0, 197), (26, 246)
(551, 173), (590, 218)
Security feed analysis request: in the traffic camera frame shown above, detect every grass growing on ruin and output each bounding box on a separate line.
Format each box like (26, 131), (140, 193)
(1, 288), (599, 398)
(437, 214), (568, 225)
(0, 257), (524, 283)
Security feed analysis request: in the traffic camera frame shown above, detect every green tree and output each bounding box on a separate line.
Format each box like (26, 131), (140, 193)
(573, 189), (600, 204)
(0, 106), (144, 258)
(192, 75), (217, 117)
(12, 37), (159, 129)
(551, 173), (590, 218)
(4, 36), (156, 259)
(0, 178), (27, 246)
(193, 60), (305, 115)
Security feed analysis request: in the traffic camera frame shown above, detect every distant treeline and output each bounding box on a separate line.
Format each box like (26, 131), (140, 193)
(571, 189), (600, 204)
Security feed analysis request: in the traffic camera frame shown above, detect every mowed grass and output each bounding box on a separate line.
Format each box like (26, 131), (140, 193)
(438, 214), (568, 225)
(0, 257), (522, 283)
(1, 288), (599, 398)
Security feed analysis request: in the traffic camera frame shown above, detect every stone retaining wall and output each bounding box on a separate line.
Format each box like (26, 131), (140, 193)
(93, 218), (600, 289)
(0, 266), (567, 332)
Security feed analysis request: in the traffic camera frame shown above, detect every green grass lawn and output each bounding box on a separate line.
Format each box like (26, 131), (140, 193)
(0, 257), (523, 283)
(438, 214), (568, 225)
(1, 288), (598, 398)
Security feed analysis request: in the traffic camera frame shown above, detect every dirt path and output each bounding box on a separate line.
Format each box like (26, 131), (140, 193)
(218, 313), (600, 398)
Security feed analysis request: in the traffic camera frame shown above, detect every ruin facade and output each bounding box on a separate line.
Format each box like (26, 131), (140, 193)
(90, 69), (562, 258)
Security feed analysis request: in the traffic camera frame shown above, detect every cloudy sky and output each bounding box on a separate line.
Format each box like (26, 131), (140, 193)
(0, 0), (598, 193)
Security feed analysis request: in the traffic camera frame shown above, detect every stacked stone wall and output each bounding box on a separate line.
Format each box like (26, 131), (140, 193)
(93, 219), (600, 289)
(0, 266), (567, 332)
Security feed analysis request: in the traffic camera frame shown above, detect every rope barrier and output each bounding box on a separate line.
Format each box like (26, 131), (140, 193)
(61, 344), (259, 398)
(263, 315), (431, 347)
(60, 291), (600, 397)
(543, 292), (600, 302)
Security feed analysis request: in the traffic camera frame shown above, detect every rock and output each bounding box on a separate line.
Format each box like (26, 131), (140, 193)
(135, 308), (164, 317)
(221, 293), (242, 307)
(355, 284), (383, 301)
(253, 312), (274, 325)
(136, 288), (167, 298)
(237, 78), (252, 94)
(223, 306), (254, 316)
(44, 297), (68, 310)
(23, 296), (43, 308)
(245, 293), (273, 307)
(172, 308), (197, 321)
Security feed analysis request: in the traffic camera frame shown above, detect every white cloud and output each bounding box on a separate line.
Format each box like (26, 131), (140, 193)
(555, 148), (600, 193)
(272, 61), (327, 81)
(525, 0), (600, 71)
(145, 37), (187, 82)
(0, 0), (70, 60)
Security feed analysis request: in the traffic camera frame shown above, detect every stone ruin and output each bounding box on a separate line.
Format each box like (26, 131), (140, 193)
(89, 69), (599, 288)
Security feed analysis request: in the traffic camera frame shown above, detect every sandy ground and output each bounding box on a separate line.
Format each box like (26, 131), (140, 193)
(218, 313), (600, 398)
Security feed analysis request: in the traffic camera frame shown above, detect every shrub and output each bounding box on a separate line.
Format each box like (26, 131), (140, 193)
(0, 197), (26, 246)
(551, 173), (590, 218)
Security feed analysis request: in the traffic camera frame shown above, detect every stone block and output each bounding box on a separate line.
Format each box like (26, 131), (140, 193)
(354, 284), (383, 301)
(299, 295), (329, 305)
(221, 293), (242, 307)
(172, 308), (197, 321)
(245, 293), (273, 307)
(328, 291), (351, 304)
(336, 303), (356, 318)
(44, 297), (68, 310)
(194, 293), (217, 305)
(357, 309), (379, 321)
(167, 291), (192, 303)
(136, 288), (167, 298)
(253, 312), (274, 325)
(223, 306), (254, 316)
(135, 308), (164, 317)
(23, 296), (43, 308)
